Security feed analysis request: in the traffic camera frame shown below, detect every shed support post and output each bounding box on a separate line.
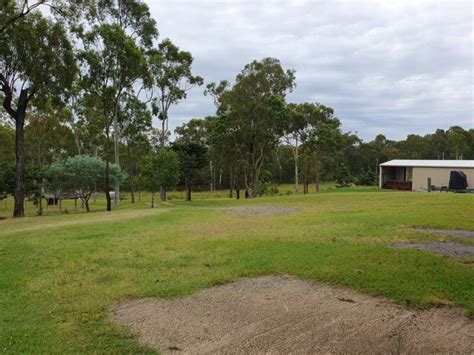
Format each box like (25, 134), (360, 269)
(379, 166), (383, 189)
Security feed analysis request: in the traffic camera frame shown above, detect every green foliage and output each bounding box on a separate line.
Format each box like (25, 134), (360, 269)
(355, 170), (378, 186)
(140, 149), (181, 195)
(0, 122), (14, 164)
(175, 117), (215, 146)
(78, 24), (147, 122)
(45, 155), (125, 211)
(76, 1), (155, 209)
(213, 58), (295, 196)
(0, 162), (14, 195)
(334, 164), (353, 187)
(0, 0), (82, 34)
(80, 0), (158, 48)
(24, 105), (77, 166)
(148, 38), (203, 147)
(0, 12), (76, 107)
(172, 142), (208, 200)
(259, 181), (279, 196)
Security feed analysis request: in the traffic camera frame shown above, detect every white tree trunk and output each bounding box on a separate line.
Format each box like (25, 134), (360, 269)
(113, 116), (120, 206)
(294, 143), (299, 193)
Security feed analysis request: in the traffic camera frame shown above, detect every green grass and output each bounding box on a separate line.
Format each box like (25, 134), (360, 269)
(0, 188), (473, 353)
(0, 183), (336, 219)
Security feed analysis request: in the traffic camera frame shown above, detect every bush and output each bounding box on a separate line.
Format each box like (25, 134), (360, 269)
(260, 181), (279, 196)
(45, 155), (125, 212)
(0, 163), (15, 195)
(335, 164), (353, 187)
(356, 170), (378, 186)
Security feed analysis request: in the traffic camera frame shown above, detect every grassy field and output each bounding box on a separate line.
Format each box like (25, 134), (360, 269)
(0, 187), (473, 353)
(0, 183), (334, 219)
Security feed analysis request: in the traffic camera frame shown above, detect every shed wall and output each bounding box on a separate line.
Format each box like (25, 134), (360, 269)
(411, 167), (474, 191)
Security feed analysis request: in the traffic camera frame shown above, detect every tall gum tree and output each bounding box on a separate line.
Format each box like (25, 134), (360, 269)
(283, 103), (314, 193)
(0, 0), (80, 33)
(76, 0), (157, 210)
(148, 38), (203, 201)
(300, 104), (342, 192)
(118, 93), (152, 203)
(0, 13), (75, 217)
(220, 58), (295, 197)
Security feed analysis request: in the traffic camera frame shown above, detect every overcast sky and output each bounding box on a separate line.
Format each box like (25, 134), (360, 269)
(148, 0), (473, 141)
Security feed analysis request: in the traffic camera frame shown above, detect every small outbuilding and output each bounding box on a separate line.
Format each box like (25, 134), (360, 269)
(379, 160), (474, 192)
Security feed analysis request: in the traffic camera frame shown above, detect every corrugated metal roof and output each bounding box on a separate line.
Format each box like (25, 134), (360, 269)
(380, 160), (474, 168)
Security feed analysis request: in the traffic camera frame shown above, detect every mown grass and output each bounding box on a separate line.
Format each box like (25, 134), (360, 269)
(0, 188), (473, 353)
(0, 183), (335, 219)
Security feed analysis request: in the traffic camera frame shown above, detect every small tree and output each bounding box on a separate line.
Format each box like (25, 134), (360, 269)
(46, 155), (125, 212)
(0, 162), (15, 197)
(140, 149), (180, 207)
(334, 163), (353, 187)
(172, 142), (208, 201)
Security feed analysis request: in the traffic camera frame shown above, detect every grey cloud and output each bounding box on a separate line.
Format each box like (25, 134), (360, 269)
(148, 0), (473, 141)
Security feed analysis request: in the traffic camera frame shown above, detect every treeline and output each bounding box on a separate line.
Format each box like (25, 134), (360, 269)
(1, 1), (472, 217)
(1, 100), (472, 203)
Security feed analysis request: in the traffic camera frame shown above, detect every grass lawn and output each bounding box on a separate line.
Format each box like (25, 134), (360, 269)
(0, 187), (473, 353)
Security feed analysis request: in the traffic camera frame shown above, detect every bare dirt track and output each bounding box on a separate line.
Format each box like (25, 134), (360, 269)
(410, 227), (474, 239)
(393, 241), (474, 258)
(220, 205), (298, 216)
(111, 276), (474, 354)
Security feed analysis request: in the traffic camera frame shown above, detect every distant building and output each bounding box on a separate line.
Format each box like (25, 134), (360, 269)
(379, 160), (474, 192)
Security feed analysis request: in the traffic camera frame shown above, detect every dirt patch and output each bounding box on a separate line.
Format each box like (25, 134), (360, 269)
(111, 276), (473, 354)
(392, 242), (474, 258)
(220, 205), (297, 216)
(410, 227), (474, 239)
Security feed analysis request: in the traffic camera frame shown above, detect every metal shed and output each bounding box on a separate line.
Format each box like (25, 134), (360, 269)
(379, 160), (474, 192)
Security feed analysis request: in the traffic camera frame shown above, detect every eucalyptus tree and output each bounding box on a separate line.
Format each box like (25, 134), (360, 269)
(0, 162), (14, 197)
(446, 126), (470, 160)
(283, 103), (314, 193)
(173, 116), (213, 196)
(139, 149), (180, 207)
(175, 117), (215, 146)
(210, 113), (244, 197)
(204, 80), (231, 114)
(175, 117), (221, 190)
(148, 39), (203, 148)
(118, 93), (152, 203)
(300, 104), (342, 192)
(25, 105), (76, 166)
(0, 13), (75, 217)
(0, 121), (14, 164)
(172, 142), (208, 201)
(218, 58), (295, 197)
(203, 82), (232, 190)
(148, 38), (203, 201)
(0, 0), (80, 33)
(205, 81), (240, 195)
(77, 0), (157, 210)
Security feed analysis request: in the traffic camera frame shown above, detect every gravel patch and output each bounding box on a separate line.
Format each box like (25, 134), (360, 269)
(393, 242), (474, 258)
(220, 205), (298, 216)
(111, 275), (474, 354)
(410, 228), (474, 239)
